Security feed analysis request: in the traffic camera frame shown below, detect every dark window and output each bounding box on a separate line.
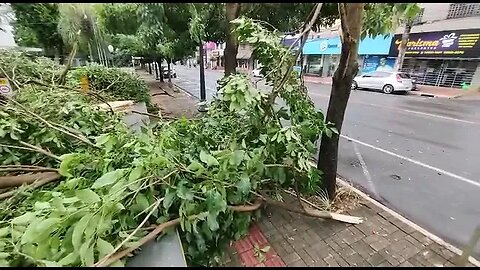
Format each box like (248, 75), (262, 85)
(447, 3), (480, 19)
(398, 73), (410, 79)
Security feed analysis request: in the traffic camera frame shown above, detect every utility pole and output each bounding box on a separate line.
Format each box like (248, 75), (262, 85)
(199, 42), (206, 102)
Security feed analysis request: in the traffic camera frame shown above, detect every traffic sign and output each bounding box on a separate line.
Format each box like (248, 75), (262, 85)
(0, 78), (12, 96)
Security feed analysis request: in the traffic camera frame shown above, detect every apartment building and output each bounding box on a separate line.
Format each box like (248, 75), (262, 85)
(392, 3), (480, 89)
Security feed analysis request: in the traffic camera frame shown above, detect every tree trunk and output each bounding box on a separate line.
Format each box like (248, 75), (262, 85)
(58, 42), (79, 85)
(148, 62), (152, 75)
(154, 61), (160, 80)
(317, 3), (364, 201)
(224, 3), (241, 76)
(158, 59), (164, 82)
(167, 59), (173, 88)
(393, 19), (412, 72)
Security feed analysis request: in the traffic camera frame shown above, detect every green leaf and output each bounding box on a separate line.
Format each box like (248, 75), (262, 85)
(38, 260), (61, 267)
(229, 150), (245, 166)
(206, 212), (219, 231)
(96, 238), (114, 258)
(237, 174), (251, 195)
(163, 188), (176, 211)
(36, 218), (60, 235)
(135, 193), (150, 212)
(92, 169), (126, 189)
(72, 213), (93, 251)
(75, 189), (101, 204)
(177, 184), (194, 201)
(324, 128), (332, 138)
(129, 166), (144, 181)
(79, 241), (94, 266)
(206, 191), (227, 213)
(0, 227), (9, 238)
(11, 212), (35, 225)
(34, 201), (50, 210)
(199, 150), (219, 167)
(58, 252), (79, 266)
(186, 160), (204, 172)
(21, 222), (38, 244)
(58, 153), (77, 177)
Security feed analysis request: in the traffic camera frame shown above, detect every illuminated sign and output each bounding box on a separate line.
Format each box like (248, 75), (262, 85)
(388, 29), (480, 58)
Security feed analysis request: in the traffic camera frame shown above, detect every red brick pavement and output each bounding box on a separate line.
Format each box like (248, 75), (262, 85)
(229, 223), (286, 267)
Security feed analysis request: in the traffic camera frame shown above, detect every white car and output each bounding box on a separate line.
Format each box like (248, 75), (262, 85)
(352, 71), (413, 94)
(252, 67), (263, 77)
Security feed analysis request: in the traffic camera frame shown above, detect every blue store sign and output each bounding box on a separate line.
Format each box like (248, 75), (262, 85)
(303, 35), (393, 55)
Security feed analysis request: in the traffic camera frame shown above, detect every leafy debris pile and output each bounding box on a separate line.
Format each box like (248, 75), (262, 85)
(0, 19), (339, 267)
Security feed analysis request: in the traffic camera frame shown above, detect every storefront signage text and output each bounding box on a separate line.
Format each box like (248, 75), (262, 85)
(389, 29), (479, 58)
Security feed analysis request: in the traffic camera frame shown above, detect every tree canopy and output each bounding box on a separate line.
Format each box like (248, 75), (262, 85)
(10, 3), (65, 56)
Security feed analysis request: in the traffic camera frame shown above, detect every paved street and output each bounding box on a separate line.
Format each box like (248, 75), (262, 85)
(171, 64), (480, 258)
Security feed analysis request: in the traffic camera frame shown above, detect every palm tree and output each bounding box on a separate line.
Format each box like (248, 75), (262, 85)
(57, 3), (108, 84)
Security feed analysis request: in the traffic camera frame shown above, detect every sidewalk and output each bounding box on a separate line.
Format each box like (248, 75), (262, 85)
(221, 181), (479, 267)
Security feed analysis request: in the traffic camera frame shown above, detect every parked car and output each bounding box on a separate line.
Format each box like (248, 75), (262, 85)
(351, 71), (413, 94)
(161, 66), (177, 78)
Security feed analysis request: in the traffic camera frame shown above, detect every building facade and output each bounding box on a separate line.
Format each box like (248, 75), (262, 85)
(392, 3), (480, 89)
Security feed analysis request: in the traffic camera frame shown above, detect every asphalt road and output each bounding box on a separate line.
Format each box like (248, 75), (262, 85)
(172, 64), (480, 258)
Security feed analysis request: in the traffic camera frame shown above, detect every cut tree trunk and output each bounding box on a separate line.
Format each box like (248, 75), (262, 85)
(224, 3), (242, 76)
(317, 3), (364, 201)
(393, 19), (413, 72)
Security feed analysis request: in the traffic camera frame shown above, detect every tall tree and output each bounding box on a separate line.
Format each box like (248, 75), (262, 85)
(57, 3), (106, 84)
(316, 3), (420, 200)
(10, 3), (65, 58)
(317, 3), (364, 201)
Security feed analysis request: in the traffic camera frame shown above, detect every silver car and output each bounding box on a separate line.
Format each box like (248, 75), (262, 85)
(352, 71), (413, 94)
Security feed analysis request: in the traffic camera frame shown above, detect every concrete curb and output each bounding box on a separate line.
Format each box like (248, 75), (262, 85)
(336, 177), (480, 267)
(172, 83), (199, 101)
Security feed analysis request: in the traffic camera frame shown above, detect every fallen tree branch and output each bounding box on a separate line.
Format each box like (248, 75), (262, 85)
(263, 196), (363, 224)
(94, 199), (263, 267)
(0, 171), (61, 189)
(0, 142), (61, 161)
(26, 79), (115, 115)
(2, 95), (99, 148)
(18, 141), (61, 161)
(0, 172), (61, 200)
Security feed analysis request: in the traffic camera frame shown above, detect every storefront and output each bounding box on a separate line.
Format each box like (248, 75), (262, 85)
(302, 35), (393, 77)
(389, 29), (480, 88)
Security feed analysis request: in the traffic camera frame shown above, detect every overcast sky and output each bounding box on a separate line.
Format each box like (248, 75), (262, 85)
(0, 4), (17, 48)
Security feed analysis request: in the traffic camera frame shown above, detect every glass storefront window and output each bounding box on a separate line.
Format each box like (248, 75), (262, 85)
(306, 55), (323, 75)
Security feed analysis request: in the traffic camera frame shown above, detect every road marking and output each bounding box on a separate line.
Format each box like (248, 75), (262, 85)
(351, 140), (380, 198)
(341, 134), (480, 188)
(402, 109), (476, 124)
